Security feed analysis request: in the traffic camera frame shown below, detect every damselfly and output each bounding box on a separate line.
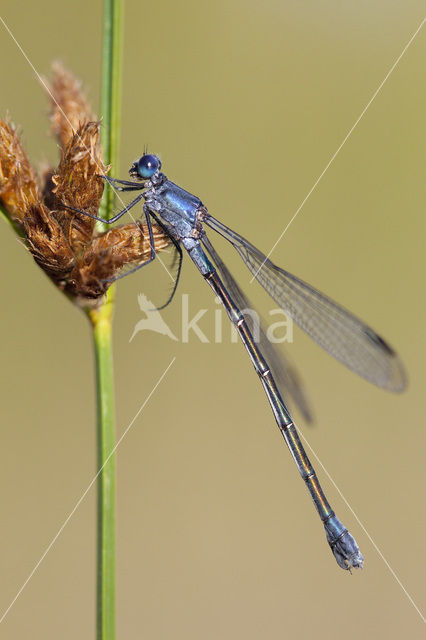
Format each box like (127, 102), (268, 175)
(65, 153), (406, 570)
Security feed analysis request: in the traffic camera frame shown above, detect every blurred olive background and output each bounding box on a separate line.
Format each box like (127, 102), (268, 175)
(0, 1), (425, 638)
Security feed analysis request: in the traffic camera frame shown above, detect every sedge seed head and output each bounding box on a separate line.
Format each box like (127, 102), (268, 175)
(0, 64), (171, 306)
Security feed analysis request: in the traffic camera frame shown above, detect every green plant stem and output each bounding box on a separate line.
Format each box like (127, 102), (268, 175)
(90, 1), (123, 639)
(90, 301), (116, 640)
(99, 0), (123, 229)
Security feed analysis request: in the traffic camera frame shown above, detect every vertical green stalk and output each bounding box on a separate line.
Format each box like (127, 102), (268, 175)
(90, 302), (116, 640)
(88, 1), (123, 639)
(99, 0), (123, 229)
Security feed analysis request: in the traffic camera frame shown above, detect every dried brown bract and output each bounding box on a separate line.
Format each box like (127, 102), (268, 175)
(0, 64), (171, 306)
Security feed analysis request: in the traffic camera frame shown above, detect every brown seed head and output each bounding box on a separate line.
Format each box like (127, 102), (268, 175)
(1, 64), (172, 306)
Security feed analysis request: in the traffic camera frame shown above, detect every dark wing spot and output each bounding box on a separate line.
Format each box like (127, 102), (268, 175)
(363, 327), (396, 356)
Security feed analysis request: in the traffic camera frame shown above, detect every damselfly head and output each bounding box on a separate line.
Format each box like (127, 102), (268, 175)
(129, 154), (162, 180)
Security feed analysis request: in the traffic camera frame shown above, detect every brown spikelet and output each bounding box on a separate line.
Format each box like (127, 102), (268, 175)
(47, 61), (96, 148)
(52, 120), (107, 253)
(67, 223), (171, 298)
(92, 223), (170, 267)
(0, 119), (41, 230)
(23, 202), (75, 282)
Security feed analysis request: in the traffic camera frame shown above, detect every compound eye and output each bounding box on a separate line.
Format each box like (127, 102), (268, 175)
(136, 154), (161, 179)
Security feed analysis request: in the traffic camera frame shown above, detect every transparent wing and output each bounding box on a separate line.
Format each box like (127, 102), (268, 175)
(204, 214), (406, 392)
(202, 235), (313, 422)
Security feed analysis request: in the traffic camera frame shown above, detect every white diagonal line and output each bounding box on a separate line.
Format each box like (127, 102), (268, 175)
(0, 357), (176, 625)
(0, 14), (175, 284)
(250, 17), (425, 283)
(296, 423), (426, 623)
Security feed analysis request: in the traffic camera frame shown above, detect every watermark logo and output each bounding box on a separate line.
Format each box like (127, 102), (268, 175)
(130, 293), (293, 344)
(129, 294), (179, 342)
